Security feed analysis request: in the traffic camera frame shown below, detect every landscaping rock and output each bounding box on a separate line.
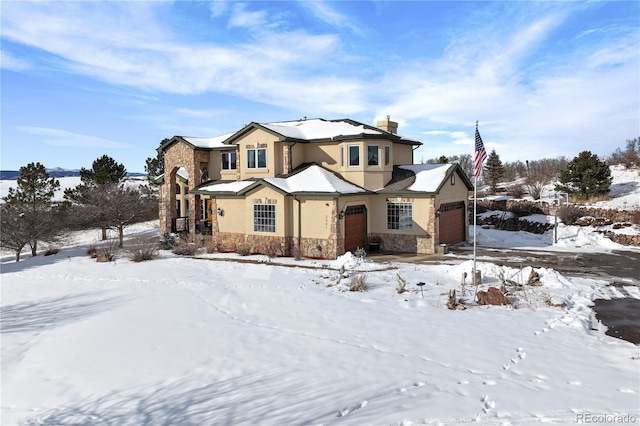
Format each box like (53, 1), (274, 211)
(477, 287), (511, 306)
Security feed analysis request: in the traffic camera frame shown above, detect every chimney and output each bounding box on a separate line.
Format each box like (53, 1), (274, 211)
(376, 115), (398, 134)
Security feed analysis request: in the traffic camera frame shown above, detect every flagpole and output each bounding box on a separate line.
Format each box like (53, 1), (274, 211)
(473, 121), (478, 286)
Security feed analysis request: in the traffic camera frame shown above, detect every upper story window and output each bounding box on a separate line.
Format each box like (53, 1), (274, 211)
(368, 145), (379, 166)
(348, 145), (360, 167)
(247, 147), (267, 169)
(222, 151), (237, 170)
(385, 146), (390, 165)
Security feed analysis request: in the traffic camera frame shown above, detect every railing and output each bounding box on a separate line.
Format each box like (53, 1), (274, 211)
(171, 216), (189, 233)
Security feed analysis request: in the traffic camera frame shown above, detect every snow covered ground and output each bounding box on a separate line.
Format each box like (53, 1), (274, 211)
(2, 167), (639, 425)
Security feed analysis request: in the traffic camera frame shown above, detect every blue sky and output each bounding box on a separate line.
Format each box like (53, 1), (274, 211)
(2, 1), (638, 173)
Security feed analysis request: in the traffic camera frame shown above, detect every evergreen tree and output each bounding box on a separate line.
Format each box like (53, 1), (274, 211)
(437, 155), (448, 164)
(64, 155), (127, 240)
(3, 162), (61, 257)
(80, 154), (127, 185)
(484, 149), (505, 193)
(145, 140), (167, 185)
(556, 151), (612, 200)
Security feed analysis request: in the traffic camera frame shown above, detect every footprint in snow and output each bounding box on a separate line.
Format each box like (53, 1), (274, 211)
(337, 400), (368, 417)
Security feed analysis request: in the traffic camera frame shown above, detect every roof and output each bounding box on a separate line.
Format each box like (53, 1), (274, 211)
(191, 163), (367, 196)
(162, 118), (421, 151)
(379, 163), (474, 194)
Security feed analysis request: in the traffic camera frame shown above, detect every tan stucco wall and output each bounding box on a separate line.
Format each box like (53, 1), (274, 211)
(393, 144), (414, 165)
(236, 128), (280, 179)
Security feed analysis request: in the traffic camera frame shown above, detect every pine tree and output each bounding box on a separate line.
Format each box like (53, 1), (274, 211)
(556, 151), (612, 200)
(145, 140), (167, 185)
(64, 155), (128, 240)
(484, 149), (505, 193)
(80, 154), (127, 185)
(3, 162), (61, 258)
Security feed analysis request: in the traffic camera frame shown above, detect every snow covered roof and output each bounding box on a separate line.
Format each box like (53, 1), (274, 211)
(180, 133), (235, 149)
(378, 163), (473, 194)
(401, 164), (453, 192)
(260, 119), (383, 140)
(166, 118), (421, 150)
(264, 165), (366, 194)
(192, 164), (366, 196)
(195, 180), (255, 193)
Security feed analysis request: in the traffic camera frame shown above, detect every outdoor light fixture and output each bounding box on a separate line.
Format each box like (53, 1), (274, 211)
(217, 208), (224, 217)
(338, 210), (345, 220)
(435, 208), (441, 217)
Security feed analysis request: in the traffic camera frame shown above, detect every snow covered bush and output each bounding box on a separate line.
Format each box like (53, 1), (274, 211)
(172, 235), (200, 256)
(128, 237), (157, 262)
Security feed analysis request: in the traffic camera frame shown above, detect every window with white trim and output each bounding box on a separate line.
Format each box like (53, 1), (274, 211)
(254, 204), (276, 232)
(222, 151), (236, 170)
(348, 145), (360, 166)
(247, 148), (267, 169)
(368, 145), (379, 166)
(387, 202), (413, 230)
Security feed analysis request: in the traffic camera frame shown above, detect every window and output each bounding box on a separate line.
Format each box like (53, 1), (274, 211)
(201, 170), (209, 182)
(340, 147), (344, 167)
(254, 204), (276, 232)
(222, 152), (237, 170)
(348, 145), (360, 166)
(368, 145), (379, 166)
(387, 202), (413, 230)
(247, 148), (267, 169)
(451, 174), (456, 185)
(175, 183), (181, 194)
(385, 146), (390, 165)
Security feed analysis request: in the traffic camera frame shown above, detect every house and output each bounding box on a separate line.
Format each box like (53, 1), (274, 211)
(157, 117), (473, 259)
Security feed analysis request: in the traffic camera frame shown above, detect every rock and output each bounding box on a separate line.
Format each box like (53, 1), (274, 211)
(477, 287), (511, 306)
(527, 270), (542, 286)
(96, 254), (110, 263)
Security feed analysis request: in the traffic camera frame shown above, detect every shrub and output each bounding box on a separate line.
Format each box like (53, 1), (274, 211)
(87, 246), (98, 258)
(290, 245), (304, 261)
(205, 239), (218, 254)
(264, 241), (281, 259)
(128, 237), (157, 262)
(558, 205), (583, 225)
(354, 247), (367, 261)
(349, 274), (368, 292)
(96, 238), (119, 262)
(159, 232), (177, 250)
(236, 244), (250, 256)
(507, 184), (526, 199)
(172, 234), (200, 256)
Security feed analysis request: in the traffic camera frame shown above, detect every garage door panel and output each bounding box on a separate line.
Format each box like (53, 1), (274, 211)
(439, 202), (465, 245)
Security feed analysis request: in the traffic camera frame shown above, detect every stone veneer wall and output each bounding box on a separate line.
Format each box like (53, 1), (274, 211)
(369, 233), (436, 255)
(159, 142), (209, 235)
(210, 232), (338, 259)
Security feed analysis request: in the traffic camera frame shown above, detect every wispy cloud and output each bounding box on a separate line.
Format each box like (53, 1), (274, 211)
(1, 51), (31, 71)
(17, 126), (133, 149)
(299, 1), (364, 35)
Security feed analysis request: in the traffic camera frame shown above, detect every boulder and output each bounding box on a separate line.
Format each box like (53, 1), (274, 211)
(477, 287), (511, 306)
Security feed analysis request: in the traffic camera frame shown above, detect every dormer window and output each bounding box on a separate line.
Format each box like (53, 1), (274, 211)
(222, 151), (237, 170)
(247, 147), (267, 169)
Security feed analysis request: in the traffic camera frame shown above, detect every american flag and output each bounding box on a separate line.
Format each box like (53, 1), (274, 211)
(473, 125), (487, 178)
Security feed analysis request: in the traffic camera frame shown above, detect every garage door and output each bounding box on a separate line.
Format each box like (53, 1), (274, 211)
(439, 201), (465, 245)
(344, 205), (366, 253)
